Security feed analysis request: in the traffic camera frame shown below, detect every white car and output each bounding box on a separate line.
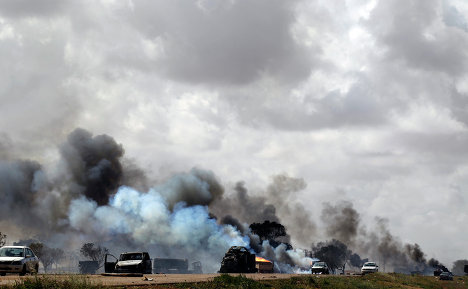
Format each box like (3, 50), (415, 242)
(361, 261), (378, 274)
(0, 246), (39, 276)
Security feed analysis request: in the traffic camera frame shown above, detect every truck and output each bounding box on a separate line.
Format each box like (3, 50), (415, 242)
(219, 246), (257, 273)
(152, 258), (203, 274)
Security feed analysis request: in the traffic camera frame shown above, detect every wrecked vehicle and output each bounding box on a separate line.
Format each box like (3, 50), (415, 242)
(105, 252), (152, 274)
(311, 261), (330, 274)
(219, 246), (257, 273)
(255, 256), (274, 273)
(153, 258), (203, 274)
(439, 271), (454, 281)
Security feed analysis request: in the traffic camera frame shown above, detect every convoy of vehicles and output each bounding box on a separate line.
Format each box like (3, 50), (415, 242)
(0, 246), (39, 276)
(361, 262), (379, 274)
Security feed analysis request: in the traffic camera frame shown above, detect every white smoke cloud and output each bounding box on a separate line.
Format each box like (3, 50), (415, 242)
(68, 186), (249, 272)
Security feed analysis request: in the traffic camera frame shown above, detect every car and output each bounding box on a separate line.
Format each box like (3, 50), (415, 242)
(311, 261), (330, 274)
(361, 262), (378, 274)
(106, 252), (152, 274)
(0, 246), (39, 276)
(439, 272), (454, 281)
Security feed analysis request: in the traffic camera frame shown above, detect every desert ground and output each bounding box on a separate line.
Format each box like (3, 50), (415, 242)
(0, 273), (310, 287)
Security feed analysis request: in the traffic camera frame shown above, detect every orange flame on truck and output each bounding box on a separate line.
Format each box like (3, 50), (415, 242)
(255, 256), (272, 263)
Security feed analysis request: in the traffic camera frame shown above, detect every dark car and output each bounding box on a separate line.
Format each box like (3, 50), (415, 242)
(311, 261), (330, 274)
(439, 272), (454, 281)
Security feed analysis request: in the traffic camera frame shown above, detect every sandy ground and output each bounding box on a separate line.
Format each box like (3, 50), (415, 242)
(0, 273), (310, 287)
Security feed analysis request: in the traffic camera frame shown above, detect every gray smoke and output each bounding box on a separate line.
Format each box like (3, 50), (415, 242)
(157, 167), (224, 210)
(0, 128), (448, 274)
(211, 175), (317, 248)
(210, 181), (279, 224)
(321, 201), (360, 246)
(59, 128), (125, 205)
(318, 202), (437, 273)
(0, 159), (47, 229)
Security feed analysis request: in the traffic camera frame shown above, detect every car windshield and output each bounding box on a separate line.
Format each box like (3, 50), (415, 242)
(120, 253), (142, 261)
(0, 248), (24, 257)
(364, 262), (376, 266)
(313, 262), (325, 267)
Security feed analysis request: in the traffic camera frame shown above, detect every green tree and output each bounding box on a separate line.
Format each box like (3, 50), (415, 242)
(80, 243), (108, 267)
(29, 242), (64, 272)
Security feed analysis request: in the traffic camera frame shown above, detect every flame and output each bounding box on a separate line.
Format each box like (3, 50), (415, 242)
(255, 256), (272, 263)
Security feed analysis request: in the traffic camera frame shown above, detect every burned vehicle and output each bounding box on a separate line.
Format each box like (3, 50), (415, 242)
(311, 261), (330, 274)
(105, 252), (152, 274)
(219, 246), (257, 273)
(153, 258), (203, 274)
(255, 256), (274, 273)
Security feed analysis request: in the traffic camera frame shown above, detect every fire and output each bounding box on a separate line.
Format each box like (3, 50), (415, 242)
(255, 256), (271, 263)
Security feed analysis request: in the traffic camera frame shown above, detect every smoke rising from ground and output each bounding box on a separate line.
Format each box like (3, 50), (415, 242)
(321, 201), (360, 246)
(316, 201), (448, 273)
(0, 128), (457, 273)
(211, 175), (316, 248)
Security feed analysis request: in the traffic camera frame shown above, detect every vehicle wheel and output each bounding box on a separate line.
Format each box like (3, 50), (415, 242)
(19, 265), (26, 276)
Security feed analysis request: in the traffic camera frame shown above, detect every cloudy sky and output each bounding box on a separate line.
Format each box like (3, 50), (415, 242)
(1, 0), (468, 264)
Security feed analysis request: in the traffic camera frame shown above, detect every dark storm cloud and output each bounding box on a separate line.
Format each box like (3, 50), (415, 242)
(126, 0), (313, 85)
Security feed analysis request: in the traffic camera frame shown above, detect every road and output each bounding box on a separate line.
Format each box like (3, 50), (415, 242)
(0, 273), (314, 287)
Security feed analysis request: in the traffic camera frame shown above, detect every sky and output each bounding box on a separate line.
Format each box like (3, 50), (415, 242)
(0, 0), (467, 266)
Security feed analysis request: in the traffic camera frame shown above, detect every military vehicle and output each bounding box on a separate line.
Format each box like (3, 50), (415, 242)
(152, 258), (203, 274)
(219, 246), (257, 273)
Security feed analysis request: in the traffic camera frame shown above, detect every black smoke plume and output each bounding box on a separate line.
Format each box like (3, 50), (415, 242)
(210, 181), (279, 224)
(60, 128), (124, 205)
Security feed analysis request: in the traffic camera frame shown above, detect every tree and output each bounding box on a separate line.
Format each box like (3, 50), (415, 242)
(249, 220), (292, 249)
(0, 232), (6, 247)
(29, 243), (44, 258)
(249, 221), (287, 242)
(80, 243), (108, 267)
(29, 242), (64, 272)
(312, 239), (351, 274)
(452, 259), (468, 276)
